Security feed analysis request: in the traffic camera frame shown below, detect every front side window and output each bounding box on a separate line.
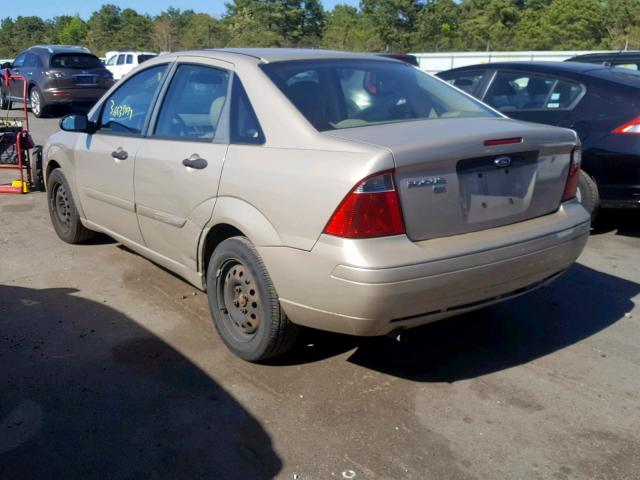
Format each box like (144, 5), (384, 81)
(13, 53), (26, 68)
(117, 55), (125, 66)
(154, 64), (230, 141)
(485, 72), (583, 111)
(261, 60), (496, 131)
(99, 64), (167, 135)
(50, 54), (102, 69)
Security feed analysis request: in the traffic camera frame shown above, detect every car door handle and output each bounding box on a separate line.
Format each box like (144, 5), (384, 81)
(182, 157), (208, 169)
(111, 149), (128, 160)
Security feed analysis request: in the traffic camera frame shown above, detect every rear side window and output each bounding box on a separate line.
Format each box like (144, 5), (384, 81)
(230, 76), (265, 144)
(138, 54), (156, 64)
(261, 59), (496, 131)
(613, 63), (639, 71)
(154, 64), (230, 141)
(51, 54), (102, 69)
(485, 72), (583, 111)
(99, 64), (167, 135)
(126, 54), (133, 65)
(443, 71), (487, 95)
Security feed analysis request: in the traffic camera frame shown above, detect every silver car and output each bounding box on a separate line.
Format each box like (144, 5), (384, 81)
(43, 49), (590, 361)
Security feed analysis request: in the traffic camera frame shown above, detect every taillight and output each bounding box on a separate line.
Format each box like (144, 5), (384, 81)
(562, 147), (581, 201)
(612, 116), (640, 134)
(44, 71), (65, 78)
(324, 170), (405, 239)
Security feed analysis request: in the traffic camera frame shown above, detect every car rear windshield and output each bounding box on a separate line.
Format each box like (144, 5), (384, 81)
(138, 54), (157, 64)
(260, 59), (497, 131)
(50, 54), (102, 69)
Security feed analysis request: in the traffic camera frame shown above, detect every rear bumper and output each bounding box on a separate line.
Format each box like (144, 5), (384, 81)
(42, 88), (108, 105)
(258, 201), (590, 336)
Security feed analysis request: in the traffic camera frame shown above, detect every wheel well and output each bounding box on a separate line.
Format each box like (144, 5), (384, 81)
(46, 160), (61, 184)
(201, 223), (244, 277)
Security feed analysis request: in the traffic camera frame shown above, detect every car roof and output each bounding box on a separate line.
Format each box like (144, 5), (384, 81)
(108, 51), (157, 55)
(175, 48), (399, 64)
(29, 45), (94, 55)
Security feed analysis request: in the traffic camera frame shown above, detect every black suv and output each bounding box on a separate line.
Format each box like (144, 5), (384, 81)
(0, 45), (114, 118)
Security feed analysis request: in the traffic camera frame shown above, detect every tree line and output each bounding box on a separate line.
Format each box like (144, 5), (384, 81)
(1, 0), (639, 58)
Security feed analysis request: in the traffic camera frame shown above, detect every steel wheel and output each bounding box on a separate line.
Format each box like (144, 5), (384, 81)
(217, 259), (262, 342)
(30, 88), (41, 117)
(52, 182), (72, 234)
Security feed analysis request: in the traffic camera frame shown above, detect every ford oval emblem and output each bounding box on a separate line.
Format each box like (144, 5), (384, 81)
(494, 156), (512, 168)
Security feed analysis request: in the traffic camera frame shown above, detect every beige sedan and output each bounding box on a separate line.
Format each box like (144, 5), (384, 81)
(43, 49), (590, 361)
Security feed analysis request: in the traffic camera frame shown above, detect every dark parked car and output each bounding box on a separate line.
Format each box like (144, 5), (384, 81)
(566, 51), (640, 72)
(376, 53), (420, 67)
(0, 45), (114, 118)
(438, 62), (640, 214)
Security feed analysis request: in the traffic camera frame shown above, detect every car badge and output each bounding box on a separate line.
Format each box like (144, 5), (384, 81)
(494, 156), (512, 168)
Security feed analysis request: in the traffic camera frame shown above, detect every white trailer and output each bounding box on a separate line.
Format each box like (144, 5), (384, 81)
(411, 50), (616, 74)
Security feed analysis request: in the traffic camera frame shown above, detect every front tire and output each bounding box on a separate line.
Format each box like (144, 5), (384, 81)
(47, 169), (95, 243)
(576, 170), (600, 220)
(31, 146), (45, 191)
(206, 236), (299, 362)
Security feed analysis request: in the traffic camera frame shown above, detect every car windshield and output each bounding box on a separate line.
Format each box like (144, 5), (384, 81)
(51, 54), (102, 69)
(261, 59), (497, 131)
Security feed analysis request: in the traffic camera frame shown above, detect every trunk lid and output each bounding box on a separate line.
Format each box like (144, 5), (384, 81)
(324, 117), (577, 241)
(54, 67), (113, 89)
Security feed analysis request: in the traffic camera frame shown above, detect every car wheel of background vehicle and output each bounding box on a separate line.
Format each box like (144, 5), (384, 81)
(0, 92), (10, 110)
(207, 236), (300, 362)
(47, 169), (95, 244)
(576, 170), (600, 221)
(29, 86), (47, 118)
(31, 146), (45, 192)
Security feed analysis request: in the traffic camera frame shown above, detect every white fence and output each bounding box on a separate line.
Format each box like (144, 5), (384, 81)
(411, 50), (613, 74)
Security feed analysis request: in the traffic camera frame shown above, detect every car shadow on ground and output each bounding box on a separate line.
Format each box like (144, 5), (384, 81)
(346, 263), (638, 382)
(277, 264), (637, 383)
(592, 210), (640, 238)
(0, 285), (281, 479)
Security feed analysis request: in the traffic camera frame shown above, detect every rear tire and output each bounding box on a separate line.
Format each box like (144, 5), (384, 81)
(47, 169), (95, 243)
(576, 170), (600, 220)
(206, 236), (299, 362)
(29, 86), (47, 118)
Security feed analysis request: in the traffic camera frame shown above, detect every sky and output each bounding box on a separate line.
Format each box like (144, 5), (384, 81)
(3, 0), (360, 20)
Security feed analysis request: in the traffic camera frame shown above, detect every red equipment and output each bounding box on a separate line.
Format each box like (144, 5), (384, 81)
(0, 72), (35, 194)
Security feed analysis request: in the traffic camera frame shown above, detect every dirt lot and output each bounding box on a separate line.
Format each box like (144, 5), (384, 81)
(1, 112), (639, 479)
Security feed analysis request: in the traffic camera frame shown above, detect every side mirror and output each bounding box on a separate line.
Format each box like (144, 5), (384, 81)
(60, 114), (94, 133)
